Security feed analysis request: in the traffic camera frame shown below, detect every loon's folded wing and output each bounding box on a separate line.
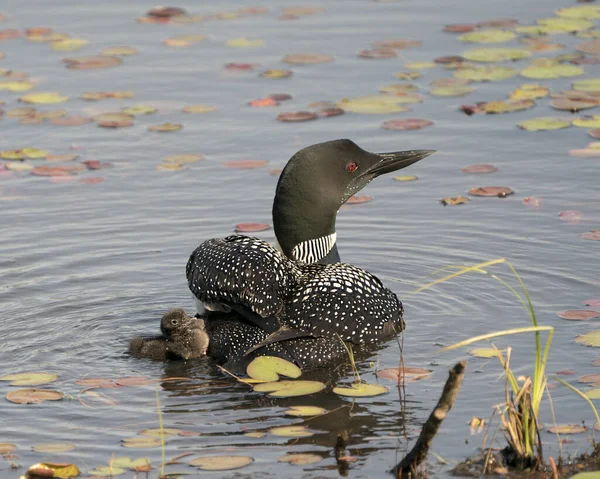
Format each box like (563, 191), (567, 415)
(284, 263), (404, 344)
(186, 235), (298, 320)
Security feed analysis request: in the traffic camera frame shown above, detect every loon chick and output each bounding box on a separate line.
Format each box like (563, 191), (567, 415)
(186, 139), (433, 348)
(129, 309), (209, 361)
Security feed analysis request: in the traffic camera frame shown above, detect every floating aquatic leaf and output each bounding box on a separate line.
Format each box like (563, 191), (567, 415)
(576, 331), (600, 347)
(521, 60), (584, 79)
(115, 376), (153, 386)
(584, 299), (600, 307)
(376, 367), (432, 382)
(573, 78), (600, 92)
(5, 388), (63, 404)
(379, 83), (418, 94)
(429, 85), (475, 97)
(244, 431), (266, 438)
(121, 105), (157, 116)
(248, 97), (278, 107)
(0, 443), (16, 454)
(547, 424), (587, 434)
(347, 195), (373, 204)
(121, 437), (162, 448)
(359, 49), (397, 59)
(485, 99), (536, 114)
(224, 62), (260, 71)
(32, 443), (75, 453)
(148, 123), (182, 132)
(75, 377), (117, 388)
(31, 165), (82, 176)
(517, 117), (572, 131)
(374, 39), (421, 49)
(440, 196), (470, 206)
(270, 425), (314, 437)
(0, 80), (34, 91)
(461, 164), (498, 174)
(284, 405), (327, 417)
(520, 37), (566, 52)
(163, 154), (204, 165)
(469, 348), (503, 358)
(454, 65), (518, 82)
(551, 98), (597, 112)
(28, 463), (80, 479)
(578, 374), (600, 384)
(333, 383), (388, 397)
(283, 53), (333, 64)
(445, 24), (479, 33)
(573, 116), (600, 128)
(224, 160), (267, 169)
(51, 38), (88, 51)
(523, 196), (542, 208)
(382, 119), (433, 130)
(569, 143), (600, 157)
(6, 107), (36, 117)
(537, 17), (594, 33)
(63, 55), (122, 70)
(246, 356), (301, 381)
(226, 38), (264, 48)
(235, 223), (270, 233)
(260, 69), (293, 78)
(435, 55), (466, 65)
(112, 457), (151, 472)
(276, 111), (318, 122)
(405, 61), (436, 69)
(459, 29), (516, 43)
(5, 162), (33, 171)
(278, 453), (323, 465)
(396, 71), (421, 80)
(254, 380), (325, 397)
(558, 211), (584, 223)
(182, 104), (216, 113)
(269, 93), (292, 101)
(190, 455), (254, 470)
(462, 47), (531, 62)
(81, 91), (135, 101)
(88, 466), (126, 476)
(164, 34), (208, 47)
(102, 46), (138, 56)
(557, 5), (600, 20)
(393, 175), (418, 181)
(0, 372), (58, 386)
(479, 18), (519, 28)
(140, 428), (181, 437)
(19, 92), (67, 104)
(581, 230), (600, 240)
(468, 186), (514, 197)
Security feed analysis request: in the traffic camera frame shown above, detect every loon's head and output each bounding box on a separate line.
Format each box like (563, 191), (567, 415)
(273, 139), (434, 264)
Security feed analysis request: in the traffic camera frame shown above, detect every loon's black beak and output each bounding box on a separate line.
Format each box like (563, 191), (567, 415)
(364, 149), (435, 177)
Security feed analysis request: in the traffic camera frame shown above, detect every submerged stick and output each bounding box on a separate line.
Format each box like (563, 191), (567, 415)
(392, 361), (467, 478)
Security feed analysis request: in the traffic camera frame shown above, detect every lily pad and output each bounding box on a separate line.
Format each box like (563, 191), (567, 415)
(586, 389), (600, 399)
(333, 383), (389, 397)
(139, 428), (181, 437)
(578, 374), (600, 383)
(246, 356), (301, 381)
(461, 164), (498, 174)
(283, 53), (333, 64)
(393, 175), (418, 181)
(557, 5), (600, 20)
(27, 463), (81, 479)
(19, 92), (67, 104)
(111, 457), (151, 471)
(576, 331), (600, 347)
(468, 186), (514, 197)
(88, 466), (126, 476)
(577, 39), (600, 55)
(269, 425), (313, 437)
(376, 367), (432, 382)
(517, 117), (572, 131)
(573, 78), (600, 92)
(6, 389), (63, 404)
(584, 299), (600, 307)
(0, 80), (34, 91)
(50, 115), (91, 126)
(537, 17), (594, 33)
(101, 46), (138, 56)
(581, 230), (600, 240)
(0, 443), (16, 454)
(278, 453), (323, 465)
(546, 424), (587, 434)
(253, 380), (326, 397)
(260, 69), (293, 79)
(32, 443), (75, 453)
(226, 38), (264, 48)
(183, 104), (216, 113)
(469, 348), (502, 358)
(224, 160), (267, 169)
(382, 119), (433, 130)
(440, 196), (470, 206)
(190, 455), (254, 471)
(164, 34), (207, 47)
(462, 47), (531, 62)
(459, 29), (516, 43)
(244, 431), (266, 438)
(63, 55), (122, 70)
(284, 405), (327, 417)
(405, 61), (437, 69)
(121, 105), (157, 116)
(148, 123), (182, 132)
(121, 436), (162, 448)
(374, 39), (421, 49)
(551, 98), (598, 112)
(276, 111), (318, 122)
(31, 165), (82, 176)
(115, 376), (153, 386)
(573, 116), (600, 128)
(429, 85), (475, 97)
(75, 377), (117, 388)
(347, 195), (373, 204)
(359, 49), (397, 59)
(337, 95), (413, 114)
(521, 60), (584, 79)
(163, 154), (204, 165)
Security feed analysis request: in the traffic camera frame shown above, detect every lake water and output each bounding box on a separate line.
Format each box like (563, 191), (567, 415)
(1, 0), (599, 477)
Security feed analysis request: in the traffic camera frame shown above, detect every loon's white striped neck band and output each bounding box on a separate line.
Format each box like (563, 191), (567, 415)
(291, 233), (337, 264)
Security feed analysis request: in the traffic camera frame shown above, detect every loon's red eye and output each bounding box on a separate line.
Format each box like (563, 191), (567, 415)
(347, 162), (358, 173)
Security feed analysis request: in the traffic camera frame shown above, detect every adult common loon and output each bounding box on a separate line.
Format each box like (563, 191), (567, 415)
(186, 139), (433, 351)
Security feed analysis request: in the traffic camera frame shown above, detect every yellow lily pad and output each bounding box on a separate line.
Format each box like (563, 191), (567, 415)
(226, 38), (264, 48)
(148, 122), (182, 132)
(0, 372), (58, 385)
(121, 437), (162, 448)
(459, 29), (516, 44)
(546, 424), (587, 434)
(0, 80), (34, 91)
(260, 69), (293, 79)
(468, 348), (502, 358)
(537, 17), (594, 33)
(244, 431), (266, 438)
(5, 162), (33, 171)
(102, 46), (138, 56)
(404, 61), (436, 69)
(29, 463), (81, 479)
(517, 117), (572, 131)
(269, 425), (313, 438)
(429, 85), (475, 97)
(0, 443), (16, 454)
(453, 65), (518, 81)
(164, 34), (208, 47)
(51, 38), (88, 51)
(573, 78), (600, 92)
(557, 5), (600, 20)
(379, 83), (418, 94)
(190, 455), (254, 470)
(521, 60), (584, 79)
(32, 443), (75, 453)
(393, 175), (418, 181)
(482, 99), (535, 114)
(88, 466), (126, 476)
(246, 356), (302, 381)
(253, 380), (326, 397)
(284, 405), (327, 417)
(509, 84), (550, 100)
(577, 30), (600, 39)
(573, 116), (600, 128)
(163, 154), (204, 164)
(576, 330), (600, 347)
(121, 105), (157, 116)
(183, 104), (217, 113)
(585, 388), (600, 399)
(336, 95), (413, 114)
(462, 48), (532, 62)
(156, 163), (185, 171)
(139, 428), (181, 437)
(515, 25), (553, 35)
(333, 383), (389, 397)
(278, 453), (323, 465)
(19, 92), (68, 104)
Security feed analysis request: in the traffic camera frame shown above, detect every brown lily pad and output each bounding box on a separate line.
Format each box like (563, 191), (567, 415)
(269, 93), (292, 101)
(547, 424), (586, 434)
(441, 196), (470, 206)
(559, 210), (584, 222)
(224, 62), (261, 71)
(374, 39), (421, 49)
(63, 55), (122, 70)
(50, 115), (91, 126)
(445, 24), (479, 33)
(282, 53), (333, 64)
(382, 119), (433, 130)
(584, 299), (600, 307)
(577, 39), (600, 55)
(148, 6), (186, 18)
(234, 223), (270, 233)
(276, 111), (317, 122)
(224, 160), (267, 169)
(377, 367), (432, 382)
(116, 376), (154, 386)
(578, 374), (600, 383)
(469, 186), (514, 197)
(75, 377), (118, 388)
(551, 98), (598, 112)
(461, 164), (498, 174)
(581, 230), (600, 240)
(557, 309), (600, 320)
(148, 123), (182, 132)
(31, 165), (82, 177)
(6, 389), (63, 404)
(359, 49), (397, 59)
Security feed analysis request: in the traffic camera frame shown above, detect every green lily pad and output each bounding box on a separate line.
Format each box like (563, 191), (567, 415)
(459, 29), (516, 43)
(573, 78), (600, 92)
(577, 30), (600, 39)
(253, 380), (325, 397)
(454, 65), (518, 81)
(517, 117), (572, 131)
(112, 457), (152, 471)
(284, 405), (327, 416)
(19, 92), (68, 104)
(537, 17), (594, 33)
(32, 443), (75, 453)
(429, 85), (475, 97)
(481, 99), (536, 114)
(139, 428), (181, 437)
(576, 331), (600, 347)
(333, 383), (389, 397)
(0, 372), (58, 386)
(468, 348), (503, 358)
(121, 437), (163, 448)
(190, 455), (254, 471)
(557, 5), (600, 20)
(462, 48), (532, 62)
(337, 95), (413, 114)
(269, 425), (313, 437)
(379, 83), (418, 93)
(509, 84), (550, 100)
(246, 356), (302, 382)
(521, 60), (584, 79)
(514, 25), (553, 35)
(88, 466), (126, 477)
(244, 431), (266, 438)
(573, 116), (600, 128)
(121, 105), (157, 116)
(546, 424), (587, 434)
(278, 453), (323, 465)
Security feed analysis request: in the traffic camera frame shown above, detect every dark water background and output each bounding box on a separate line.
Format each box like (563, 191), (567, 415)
(0, 0), (599, 477)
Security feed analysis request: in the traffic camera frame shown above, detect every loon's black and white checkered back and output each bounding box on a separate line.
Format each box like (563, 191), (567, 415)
(186, 235), (298, 318)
